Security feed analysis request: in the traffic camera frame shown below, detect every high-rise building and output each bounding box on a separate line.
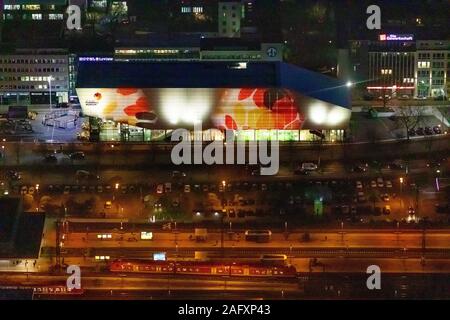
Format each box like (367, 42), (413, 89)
(1, 0), (67, 21)
(339, 36), (449, 99)
(218, 1), (242, 38)
(0, 48), (70, 105)
(415, 40), (450, 98)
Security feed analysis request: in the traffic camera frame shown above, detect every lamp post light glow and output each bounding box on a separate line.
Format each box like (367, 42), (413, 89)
(346, 81), (353, 88)
(48, 75), (55, 141)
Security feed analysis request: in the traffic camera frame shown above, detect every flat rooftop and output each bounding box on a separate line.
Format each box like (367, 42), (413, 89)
(76, 61), (351, 108)
(0, 198), (45, 259)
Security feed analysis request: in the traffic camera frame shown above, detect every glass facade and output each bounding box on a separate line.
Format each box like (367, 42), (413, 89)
(95, 123), (344, 143)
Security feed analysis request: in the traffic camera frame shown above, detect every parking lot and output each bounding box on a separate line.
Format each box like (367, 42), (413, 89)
(5, 168), (448, 225)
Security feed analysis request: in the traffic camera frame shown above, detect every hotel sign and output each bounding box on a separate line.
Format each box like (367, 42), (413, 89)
(379, 34), (414, 41)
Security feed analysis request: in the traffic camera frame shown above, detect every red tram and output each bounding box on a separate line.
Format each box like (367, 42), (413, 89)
(110, 259), (297, 278)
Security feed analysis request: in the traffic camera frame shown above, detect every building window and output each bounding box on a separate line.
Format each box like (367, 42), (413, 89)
(23, 5), (40, 10)
(181, 6), (191, 13)
(49, 14), (64, 20)
(418, 61), (430, 68)
(381, 69), (392, 75)
(91, 0), (107, 8)
(31, 14), (42, 20)
(193, 6), (203, 13)
(4, 5), (21, 10)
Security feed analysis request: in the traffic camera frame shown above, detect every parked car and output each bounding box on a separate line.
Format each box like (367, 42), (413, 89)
(20, 186), (28, 195)
(388, 161), (404, 170)
(433, 126), (442, 134)
(424, 127), (433, 135)
(171, 171), (186, 178)
(352, 165), (367, 173)
(357, 191), (366, 202)
(381, 193), (390, 202)
(156, 184), (164, 194)
(415, 127), (424, 135)
(104, 201), (112, 209)
(44, 154), (57, 163)
(376, 177), (384, 188)
(8, 170), (21, 181)
(370, 180), (377, 188)
(184, 184), (191, 193)
(69, 151), (85, 160)
(356, 181), (363, 189)
(408, 128), (416, 137)
(382, 205), (391, 215)
(301, 162), (318, 171)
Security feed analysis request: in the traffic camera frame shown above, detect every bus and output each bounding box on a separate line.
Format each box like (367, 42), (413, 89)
(245, 230), (272, 243)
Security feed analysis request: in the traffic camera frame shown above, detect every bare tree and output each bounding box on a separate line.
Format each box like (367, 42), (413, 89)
(396, 106), (424, 140)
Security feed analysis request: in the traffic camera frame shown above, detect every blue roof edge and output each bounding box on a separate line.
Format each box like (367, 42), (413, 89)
(278, 62), (351, 109)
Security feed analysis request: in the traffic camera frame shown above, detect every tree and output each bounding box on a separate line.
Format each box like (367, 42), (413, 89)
(396, 106), (424, 140)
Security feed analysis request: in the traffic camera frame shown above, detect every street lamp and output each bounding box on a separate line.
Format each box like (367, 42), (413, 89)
(48, 75), (54, 109)
(48, 75), (55, 141)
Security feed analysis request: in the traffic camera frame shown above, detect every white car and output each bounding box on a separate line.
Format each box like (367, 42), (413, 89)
(184, 184), (191, 193)
(301, 162), (318, 171)
(356, 181), (363, 189)
(27, 186), (35, 195)
(156, 184), (164, 194)
(370, 180), (377, 188)
(164, 182), (172, 193)
(386, 180), (392, 188)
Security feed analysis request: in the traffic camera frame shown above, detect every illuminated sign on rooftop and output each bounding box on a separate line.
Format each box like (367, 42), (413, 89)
(379, 34), (414, 41)
(78, 57), (114, 62)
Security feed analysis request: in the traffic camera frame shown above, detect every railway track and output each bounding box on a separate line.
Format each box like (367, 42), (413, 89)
(41, 246), (450, 259)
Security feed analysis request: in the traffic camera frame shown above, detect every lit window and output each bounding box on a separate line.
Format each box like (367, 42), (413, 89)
(181, 6), (191, 13)
(31, 13), (42, 20)
(4, 5), (21, 10)
(23, 5), (40, 10)
(49, 14), (63, 20)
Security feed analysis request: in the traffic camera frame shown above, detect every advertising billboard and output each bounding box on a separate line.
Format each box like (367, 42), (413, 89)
(76, 87), (351, 130)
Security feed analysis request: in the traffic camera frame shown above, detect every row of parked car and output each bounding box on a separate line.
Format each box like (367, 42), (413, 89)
(333, 204), (391, 217)
(408, 126), (443, 137)
(43, 151), (85, 163)
(16, 184), (140, 195)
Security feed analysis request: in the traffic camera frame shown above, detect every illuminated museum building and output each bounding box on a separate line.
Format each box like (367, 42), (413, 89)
(76, 60), (351, 142)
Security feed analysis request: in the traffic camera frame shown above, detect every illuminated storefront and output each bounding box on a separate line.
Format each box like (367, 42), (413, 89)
(76, 61), (351, 142)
